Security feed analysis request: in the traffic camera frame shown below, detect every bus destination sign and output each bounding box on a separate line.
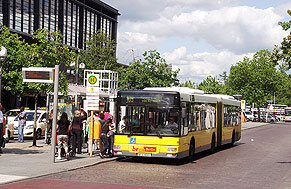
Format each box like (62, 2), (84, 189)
(119, 92), (177, 105)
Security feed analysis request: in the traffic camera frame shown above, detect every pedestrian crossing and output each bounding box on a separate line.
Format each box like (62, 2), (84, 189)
(0, 174), (28, 184)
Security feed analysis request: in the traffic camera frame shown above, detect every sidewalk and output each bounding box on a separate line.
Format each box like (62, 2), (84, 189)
(0, 122), (270, 185)
(0, 139), (116, 185)
(241, 121), (270, 130)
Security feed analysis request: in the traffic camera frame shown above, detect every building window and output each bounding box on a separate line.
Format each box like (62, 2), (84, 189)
(14, 0), (22, 31)
(0, 0), (3, 24)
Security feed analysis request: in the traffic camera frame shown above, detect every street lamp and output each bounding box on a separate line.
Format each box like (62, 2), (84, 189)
(0, 46), (7, 103)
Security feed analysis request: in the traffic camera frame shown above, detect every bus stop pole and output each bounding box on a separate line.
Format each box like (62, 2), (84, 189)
(51, 65), (59, 163)
(90, 110), (93, 157)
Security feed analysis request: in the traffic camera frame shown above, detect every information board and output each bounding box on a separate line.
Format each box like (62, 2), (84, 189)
(22, 67), (54, 83)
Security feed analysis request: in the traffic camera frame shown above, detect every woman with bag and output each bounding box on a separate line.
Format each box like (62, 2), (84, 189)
(99, 118), (112, 158)
(56, 112), (70, 160)
(71, 110), (83, 155)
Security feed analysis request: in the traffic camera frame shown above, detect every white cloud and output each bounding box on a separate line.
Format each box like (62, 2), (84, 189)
(106, 1), (290, 83)
(105, 0), (239, 22)
(125, 6), (287, 54)
(163, 46), (253, 83)
(117, 32), (162, 63)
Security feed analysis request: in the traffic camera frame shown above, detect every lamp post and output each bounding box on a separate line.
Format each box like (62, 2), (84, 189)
(0, 46), (7, 103)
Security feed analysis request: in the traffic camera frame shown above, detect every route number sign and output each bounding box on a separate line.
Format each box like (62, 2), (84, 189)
(86, 74), (100, 111)
(88, 75), (97, 85)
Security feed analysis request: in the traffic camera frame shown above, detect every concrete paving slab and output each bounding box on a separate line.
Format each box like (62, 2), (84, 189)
(0, 122), (272, 185)
(0, 139), (116, 185)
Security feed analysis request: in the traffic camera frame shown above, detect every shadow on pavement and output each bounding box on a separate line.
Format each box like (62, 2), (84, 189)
(276, 162), (291, 164)
(1, 148), (45, 155)
(117, 142), (245, 166)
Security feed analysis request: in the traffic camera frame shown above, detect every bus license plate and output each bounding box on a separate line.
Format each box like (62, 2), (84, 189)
(137, 153), (152, 157)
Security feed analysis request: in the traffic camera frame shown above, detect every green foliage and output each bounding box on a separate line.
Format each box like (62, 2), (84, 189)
(228, 49), (289, 107)
(0, 25), (30, 94)
(179, 80), (197, 89)
(80, 30), (117, 70)
(274, 74), (291, 106)
(271, 10), (291, 69)
(118, 50), (180, 90)
(198, 75), (227, 94)
(0, 26), (75, 95)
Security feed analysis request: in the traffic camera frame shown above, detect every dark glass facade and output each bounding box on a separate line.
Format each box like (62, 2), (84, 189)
(0, 0), (119, 50)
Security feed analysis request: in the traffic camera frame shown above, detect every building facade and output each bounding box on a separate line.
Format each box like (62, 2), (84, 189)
(0, 0), (119, 50)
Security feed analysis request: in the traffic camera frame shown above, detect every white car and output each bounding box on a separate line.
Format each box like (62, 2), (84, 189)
(8, 110), (47, 139)
(5, 109), (20, 125)
(244, 111), (254, 121)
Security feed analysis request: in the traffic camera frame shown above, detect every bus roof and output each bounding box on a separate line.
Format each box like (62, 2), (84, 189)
(144, 87), (204, 94)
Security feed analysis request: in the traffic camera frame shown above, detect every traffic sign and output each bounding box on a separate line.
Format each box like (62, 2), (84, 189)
(241, 100), (246, 110)
(88, 75), (97, 85)
(87, 74), (99, 87)
(86, 74), (100, 111)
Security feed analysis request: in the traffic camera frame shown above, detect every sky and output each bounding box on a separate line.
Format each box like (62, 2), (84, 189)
(104, 0), (291, 83)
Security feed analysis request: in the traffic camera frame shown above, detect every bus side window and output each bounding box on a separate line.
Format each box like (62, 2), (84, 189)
(189, 103), (196, 131)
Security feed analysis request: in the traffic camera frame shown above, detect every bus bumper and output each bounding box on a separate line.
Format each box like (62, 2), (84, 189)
(113, 150), (186, 159)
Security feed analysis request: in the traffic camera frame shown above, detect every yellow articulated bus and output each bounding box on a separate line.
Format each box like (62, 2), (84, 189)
(113, 87), (241, 159)
(284, 107), (291, 122)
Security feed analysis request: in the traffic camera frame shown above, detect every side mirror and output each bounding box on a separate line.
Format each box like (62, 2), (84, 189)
(42, 118), (47, 122)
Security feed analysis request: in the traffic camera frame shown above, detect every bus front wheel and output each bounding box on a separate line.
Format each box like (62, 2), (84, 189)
(210, 134), (215, 153)
(189, 139), (195, 160)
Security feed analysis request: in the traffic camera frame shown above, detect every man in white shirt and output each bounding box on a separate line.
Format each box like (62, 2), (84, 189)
(166, 117), (178, 129)
(0, 104), (4, 153)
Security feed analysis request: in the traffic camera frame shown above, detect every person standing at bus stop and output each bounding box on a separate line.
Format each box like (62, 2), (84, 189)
(71, 110), (83, 155)
(0, 104), (4, 153)
(17, 107), (26, 143)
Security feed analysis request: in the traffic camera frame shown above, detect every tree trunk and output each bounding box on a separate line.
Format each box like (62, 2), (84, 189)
(258, 108), (261, 122)
(32, 94), (38, 146)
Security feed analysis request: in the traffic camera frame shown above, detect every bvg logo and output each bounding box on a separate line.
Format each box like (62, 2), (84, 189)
(132, 146), (157, 153)
(88, 75), (97, 85)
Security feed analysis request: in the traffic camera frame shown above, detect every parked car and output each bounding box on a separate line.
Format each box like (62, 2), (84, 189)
(5, 109), (20, 125)
(8, 110), (47, 139)
(244, 111), (254, 121)
(253, 114), (275, 123)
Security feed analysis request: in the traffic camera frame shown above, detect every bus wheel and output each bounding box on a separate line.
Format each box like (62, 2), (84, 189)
(231, 131), (235, 146)
(189, 139), (195, 160)
(211, 134), (215, 153)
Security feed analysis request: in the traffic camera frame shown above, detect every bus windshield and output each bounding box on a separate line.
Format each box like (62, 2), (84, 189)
(117, 106), (180, 136)
(285, 109), (291, 116)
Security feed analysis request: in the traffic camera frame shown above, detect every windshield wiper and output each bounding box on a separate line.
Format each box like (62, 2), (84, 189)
(128, 131), (133, 137)
(156, 131), (162, 139)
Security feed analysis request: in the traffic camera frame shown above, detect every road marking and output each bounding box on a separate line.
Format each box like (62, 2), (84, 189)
(0, 174), (28, 184)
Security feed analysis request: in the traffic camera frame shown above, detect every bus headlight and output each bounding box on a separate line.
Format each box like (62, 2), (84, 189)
(168, 148), (177, 152)
(114, 145), (121, 150)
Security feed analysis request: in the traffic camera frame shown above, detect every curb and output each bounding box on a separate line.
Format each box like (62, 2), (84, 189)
(241, 122), (276, 131)
(0, 156), (121, 186)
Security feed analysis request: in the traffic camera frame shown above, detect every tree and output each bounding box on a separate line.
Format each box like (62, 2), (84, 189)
(0, 25), (31, 96)
(198, 75), (227, 94)
(272, 10), (291, 69)
(179, 80), (197, 89)
(118, 50), (180, 90)
(80, 30), (117, 71)
(0, 26), (75, 146)
(228, 49), (289, 111)
(0, 27), (74, 96)
(27, 29), (75, 146)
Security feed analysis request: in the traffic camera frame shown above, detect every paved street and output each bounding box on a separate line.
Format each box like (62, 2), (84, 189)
(1, 122), (291, 189)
